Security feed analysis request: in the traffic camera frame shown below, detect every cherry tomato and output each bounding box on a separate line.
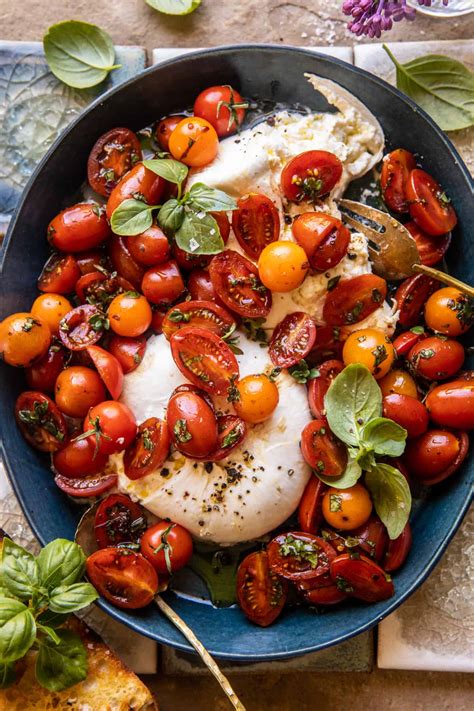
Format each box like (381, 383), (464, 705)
(82, 400), (137, 455)
(348, 515), (388, 563)
(76, 249), (111, 275)
(383, 522), (412, 572)
(395, 273), (439, 329)
(107, 292), (152, 338)
(48, 203), (111, 252)
(380, 148), (417, 213)
(292, 212), (350, 270)
(330, 553), (394, 602)
(167, 389), (218, 458)
(308, 359), (344, 418)
(162, 300), (235, 341)
(342, 328), (395, 379)
(0, 312), (51, 367)
(269, 312), (317, 368)
(86, 344), (124, 400)
(281, 150), (343, 202)
(55, 366), (106, 418)
(258, 241), (309, 293)
(425, 287), (472, 337)
(52, 435), (109, 478)
(124, 417), (170, 480)
(307, 325), (345, 364)
(382, 393), (429, 438)
(76, 271), (134, 309)
(168, 117), (219, 167)
(140, 521), (193, 575)
(141, 260), (185, 306)
(155, 115), (186, 152)
(188, 268), (225, 306)
(405, 221), (451, 267)
(209, 250), (272, 318)
(25, 342), (67, 393)
(87, 127), (142, 197)
(106, 163), (165, 221)
(323, 274), (387, 327)
(15, 391), (67, 452)
(302, 582), (348, 606)
(58, 304), (106, 351)
(425, 379), (474, 430)
(298, 476), (327, 534)
(38, 253), (81, 294)
(233, 374), (279, 424)
(404, 429), (469, 485)
(55, 471), (117, 498)
(94, 494), (146, 549)
(108, 235), (146, 290)
(393, 328), (427, 358)
(379, 369), (418, 399)
(86, 548), (158, 609)
(31, 293), (73, 336)
(236, 551), (288, 627)
(300, 419), (348, 477)
(210, 414), (247, 461)
(126, 225), (170, 267)
(194, 85), (247, 137)
(406, 169), (457, 236)
(267, 532), (336, 582)
(407, 336), (464, 381)
(322, 484), (373, 531)
(232, 193), (280, 260)
(108, 335), (146, 374)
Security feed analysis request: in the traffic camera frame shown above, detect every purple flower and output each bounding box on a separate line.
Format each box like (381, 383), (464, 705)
(343, 0), (449, 37)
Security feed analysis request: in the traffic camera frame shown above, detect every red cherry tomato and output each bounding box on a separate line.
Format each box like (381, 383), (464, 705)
(86, 548), (158, 609)
(15, 391), (67, 452)
(48, 203), (111, 252)
(302, 582), (348, 606)
(307, 325), (345, 364)
(307, 359), (344, 419)
(58, 305), (105, 351)
(86, 344), (124, 399)
(140, 521), (193, 575)
(407, 336), (464, 381)
(187, 269), (225, 309)
(209, 250), (272, 318)
(108, 235), (146, 290)
(330, 553), (394, 602)
(383, 522), (412, 572)
(55, 471), (117, 498)
(25, 343), (67, 393)
(123, 417), (170, 480)
(108, 335), (146, 374)
(194, 85), (247, 137)
(395, 273), (440, 329)
(281, 150), (343, 202)
(404, 429), (469, 485)
(209, 414), (247, 461)
(298, 476), (327, 534)
(382, 394), (429, 438)
(76, 249), (112, 275)
(106, 163), (165, 222)
(406, 169), (457, 236)
(268, 532), (336, 582)
(162, 300), (235, 341)
(155, 115), (186, 152)
(323, 274), (387, 327)
(380, 148), (417, 214)
(87, 127), (142, 197)
(76, 271), (134, 308)
(94, 494), (146, 549)
(231, 193), (280, 260)
(141, 260), (185, 306)
(425, 379), (474, 430)
(82, 400), (137, 455)
(52, 435), (109, 479)
(393, 328), (427, 358)
(167, 389), (218, 458)
(236, 551), (288, 627)
(38, 253), (81, 294)
(292, 212), (350, 270)
(300, 419), (348, 478)
(269, 312), (317, 368)
(126, 225), (170, 267)
(347, 515), (388, 563)
(405, 221), (451, 267)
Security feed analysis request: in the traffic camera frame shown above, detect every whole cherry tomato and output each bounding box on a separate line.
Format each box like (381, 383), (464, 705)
(48, 203), (111, 252)
(169, 117), (219, 167)
(424, 287), (472, 337)
(307, 359), (344, 418)
(281, 150), (343, 202)
(300, 419), (348, 478)
(162, 300), (235, 341)
(395, 273), (439, 329)
(258, 241), (309, 293)
(86, 548), (158, 609)
(38, 253), (81, 294)
(82, 400), (137, 455)
(86, 344), (124, 400)
(236, 551), (288, 627)
(406, 169), (457, 236)
(382, 394), (429, 438)
(106, 163), (165, 221)
(167, 388), (218, 458)
(322, 484), (372, 530)
(58, 304), (106, 351)
(407, 336), (464, 381)
(330, 553), (394, 602)
(233, 374), (279, 424)
(94, 493), (146, 549)
(232, 193), (280, 260)
(155, 115), (186, 152)
(140, 521), (193, 575)
(379, 369), (418, 399)
(380, 148), (416, 213)
(108, 235), (146, 290)
(342, 328), (395, 380)
(25, 342), (67, 393)
(31, 293), (73, 336)
(126, 225), (170, 267)
(15, 391), (67, 452)
(141, 260), (185, 306)
(194, 85), (247, 137)
(404, 429), (469, 485)
(425, 379), (474, 430)
(87, 127), (142, 197)
(323, 274), (387, 327)
(292, 212), (350, 270)
(108, 335), (146, 374)
(188, 268), (224, 306)
(209, 250), (272, 318)
(0, 312), (51, 367)
(76, 249), (111, 275)
(124, 417), (170, 480)
(52, 435), (109, 479)
(383, 522), (412, 572)
(108, 292), (152, 337)
(269, 312), (317, 368)
(405, 221), (451, 267)
(347, 515), (388, 563)
(55, 366), (106, 418)
(298, 476), (327, 534)
(392, 328), (427, 358)
(267, 532), (336, 582)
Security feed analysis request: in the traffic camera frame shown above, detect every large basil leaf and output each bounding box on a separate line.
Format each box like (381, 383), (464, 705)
(324, 364), (382, 447)
(0, 662), (16, 689)
(110, 198), (155, 236)
(143, 158), (188, 185)
(36, 629), (87, 692)
(48, 583), (98, 614)
(43, 20), (120, 89)
(316, 453), (362, 490)
(0, 598), (36, 663)
(188, 183), (238, 212)
(37, 539), (86, 592)
(0, 538), (39, 600)
(361, 417), (407, 458)
(176, 210), (225, 255)
(365, 464), (412, 540)
(158, 199), (186, 233)
(384, 46), (474, 132)
(146, 0), (201, 15)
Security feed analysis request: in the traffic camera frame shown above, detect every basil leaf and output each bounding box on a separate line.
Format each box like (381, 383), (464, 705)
(0, 662), (16, 688)
(36, 629), (87, 692)
(361, 417), (407, 458)
(176, 211), (225, 256)
(324, 364), (382, 447)
(43, 20), (120, 89)
(316, 454), (362, 490)
(37, 609), (70, 629)
(143, 158), (188, 185)
(384, 46), (474, 132)
(365, 464), (412, 540)
(48, 583), (98, 614)
(1, 538), (39, 600)
(37, 539), (86, 591)
(37, 624), (62, 645)
(0, 598), (36, 663)
(158, 199), (186, 233)
(110, 198), (155, 236)
(188, 183), (238, 212)
(145, 0), (201, 15)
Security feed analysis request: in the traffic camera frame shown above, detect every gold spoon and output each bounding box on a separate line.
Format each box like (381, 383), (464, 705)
(338, 199), (474, 299)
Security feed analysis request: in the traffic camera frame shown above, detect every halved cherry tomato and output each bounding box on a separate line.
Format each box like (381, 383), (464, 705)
(307, 359), (344, 418)
(155, 115), (186, 152)
(393, 328), (427, 358)
(292, 212), (350, 270)
(15, 391), (67, 452)
(343, 328), (395, 380)
(87, 127), (142, 197)
(383, 522), (412, 572)
(380, 149), (417, 213)
(48, 203), (111, 252)
(303, 582), (348, 606)
(301, 419), (348, 477)
(76, 271), (134, 308)
(405, 221), (451, 267)
(382, 394), (429, 438)
(52, 435), (109, 478)
(404, 429), (469, 485)
(406, 169), (457, 236)
(126, 225), (170, 267)
(141, 260), (185, 306)
(94, 494), (146, 549)
(124, 417), (170, 480)
(168, 117), (219, 167)
(379, 369), (418, 399)
(407, 336), (464, 381)
(281, 150), (343, 202)
(258, 241), (309, 293)
(140, 521), (193, 575)
(58, 305), (106, 351)
(38, 253), (81, 294)
(236, 551), (288, 627)
(108, 292), (152, 337)
(232, 193), (280, 260)
(330, 553), (394, 602)
(269, 312), (317, 368)
(76, 249), (111, 275)
(108, 335), (146, 374)
(298, 476), (327, 534)
(86, 344), (124, 400)
(86, 548), (158, 609)
(395, 274), (439, 329)
(55, 471), (117, 498)
(82, 400), (137, 455)
(425, 378), (474, 430)
(210, 414), (247, 461)
(268, 532), (336, 582)
(170, 326), (239, 395)
(307, 325), (345, 364)
(31, 294), (73, 336)
(323, 274), (387, 327)
(106, 163), (165, 221)
(424, 287), (473, 337)
(188, 268), (225, 306)
(233, 374), (279, 424)
(194, 85), (247, 137)
(347, 515), (388, 563)
(173, 212), (230, 271)
(0, 313), (51, 367)
(25, 342), (67, 393)
(167, 389), (218, 458)
(108, 235), (146, 290)
(55, 366), (106, 418)
(209, 250), (272, 318)
(162, 300), (235, 341)
(322, 484), (373, 530)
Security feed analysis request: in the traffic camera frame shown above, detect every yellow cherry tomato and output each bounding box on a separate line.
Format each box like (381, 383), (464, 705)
(258, 241), (309, 293)
(108, 292), (152, 337)
(424, 287), (472, 337)
(0, 312), (51, 367)
(322, 483), (373, 530)
(378, 368), (418, 399)
(342, 328), (395, 379)
(233, 374), (279, 424)
(31, 293), (72, 336)
(169, 117), (219, 167)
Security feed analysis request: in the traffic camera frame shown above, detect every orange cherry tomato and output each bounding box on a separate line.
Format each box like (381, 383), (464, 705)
(424, 287), (472, 337)
(31, 294), (73, 336)
(55, 366), (106, 418)
(292, 212), (350, 270)
(48, 203), (111, 252)
(0, 312), (51, 367)
(155, 115), (186, 151)
(169, 117), (219, 168)
(342, 328), (395, 379)
(233, 374), (279, 424)
(322, 484), (373, 531)
(323, 274), (387, 327)
(380, 148), (416, 214)
(86, 548), (158, 609)
(87, 127), (142, 197)
(378, 369), (418, 399)
(258, 241), (309, 293)
(107, 292), (152, 337)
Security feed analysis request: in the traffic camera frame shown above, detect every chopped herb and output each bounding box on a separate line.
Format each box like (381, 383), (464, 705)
(222, 426), (241, 449)
(279, 534), (319, 568)
(227, 375), (241, 403)
(22, 316), (40, 332)
(410, 325), (425, 335)
(268, 367), (281, 382)
(345, 300), (364, 324)
(167, 309), (190, 323)
(327, 275), (341, 291)
(329, 493), (342, 512)
(372, 288), (383, 304)
(419, 348), (435, 360)
(288, 360), (319, 384)
(242, 317), (267, 344)
(335, 576), (355, 593)
(142, 428), (154, 451)
(173, 419), (192, 443)
(372, 344), (388, 368)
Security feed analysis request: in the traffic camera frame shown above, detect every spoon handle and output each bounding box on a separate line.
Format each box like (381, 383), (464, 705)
(412, 264), (474, 299)
(154, 595), (246, 711)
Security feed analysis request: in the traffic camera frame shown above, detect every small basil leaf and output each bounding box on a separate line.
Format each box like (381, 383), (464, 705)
(37, 539), (86, 591)
(110, 198), (155, 236)
(176, 210), (225, 256)
(0, 538), (39, 600)
(158, 199), (186, 233)
(187, 183), (238, 212)
(48, 583), (98, 614)
(0, 661), (16, 688)
(361, 417), (407, 458)
(145, 0), (201, 15)
(316, 453), (362, 489)
(0, 598), (36, 663)
(143, 158), (188, 185)
(36, 629), (87, 692)
(37, 623), (61, 645)
(356, 447), (377, 472)
(365, 464), (412, 540)
(37, 609), (70, 629)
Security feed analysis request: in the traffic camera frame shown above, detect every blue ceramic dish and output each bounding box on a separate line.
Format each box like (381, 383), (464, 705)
(0, 46), (472, 660)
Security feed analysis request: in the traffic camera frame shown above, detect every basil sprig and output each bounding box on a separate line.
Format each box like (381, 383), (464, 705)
(0, 538), (98, 691)
(111, 159), (237, 256)
(322, 364), (411, 539)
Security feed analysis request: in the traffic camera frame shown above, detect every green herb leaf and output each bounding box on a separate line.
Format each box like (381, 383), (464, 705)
(158, 199), (186, 233)
(110, 198), (155, 236)
(279, 535), (318, 568)
(0, 539), (39, 600)
(37, 609), (70, 629)
(188, 183), (238, 212)
(146, 0), (201, 15)
(36, 629), (87, 692)
(361, 417), (407, 458)
(316, 453), (362, 489)
(175, 211), (225, 256)
(288, 360), (319, 385)
(37, 624), (62, 645)
(37, 539), (86, 592)
(43, 20), (120, 89)
(365, 463), (412, 540)
(0, 598), (36, 663)
(0, 661), (16, 689)
(383, 46), (474, 132)
(48, 583), (98, 614)
(143, 158), (188, 185)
